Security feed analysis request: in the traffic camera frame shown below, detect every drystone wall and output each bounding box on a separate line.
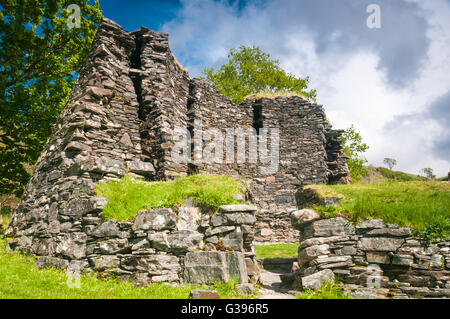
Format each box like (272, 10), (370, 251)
(289, 210), (450, 298)
(6, 16), (351, 283)
(9, 203), (259, 285)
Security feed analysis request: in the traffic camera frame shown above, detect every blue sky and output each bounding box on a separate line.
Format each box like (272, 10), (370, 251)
(98, 0), (450, 176)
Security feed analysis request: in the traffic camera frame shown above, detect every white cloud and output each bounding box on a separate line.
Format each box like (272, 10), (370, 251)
(162, 0), (450, 176)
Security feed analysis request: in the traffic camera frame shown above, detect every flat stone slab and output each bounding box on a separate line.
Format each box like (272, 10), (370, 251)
(184, 251), (248, 284)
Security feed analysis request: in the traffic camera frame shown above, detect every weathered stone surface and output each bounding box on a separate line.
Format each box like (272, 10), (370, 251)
(184, 251), (248, 284)
(298, 244), (330, 265)
(126, 160), (155, 175)
(36, 256), (69, 270)
(358, 237), (405, 252)
(301, 269), (335, 290)
(221, 212), (256, 225)
(89, 255), (120, 271)
(94, 238), (130, 254)
(364, 227), (412, 237)
(177, 206), (201, 231)
(56, 232), (87, 259)
(358, 219), (385, 229)
(133, 208), (177, 231)
(303, 217), (354, 238)
(366, 252), (391, 264)
(290, 209), (320, 229)
(92, 221), (120, 237)
(188, 290), (220, 299)
(167, 230), (204, 254)
(121, 254), (181, 275)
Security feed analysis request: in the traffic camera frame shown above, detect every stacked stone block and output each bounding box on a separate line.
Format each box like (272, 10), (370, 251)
(290, 211), (450, 298)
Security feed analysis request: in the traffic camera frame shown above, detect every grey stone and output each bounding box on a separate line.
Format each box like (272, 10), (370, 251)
(36, 256), (69, 270)
(133, 208), (177, 231)
(392, 254), (414, 266)
(89, 255), (120, 271)
(120, 254), (181, 275)
(92, 221), (121, 237)
(358, 219), (385, 229)
(366, 252), (391, 264)
(298, 244), (330, 265)
(364, 227), (412, 237)
(205, 225), (235, 237)
(167, 230), (204, 254)
(94, 238), (130, 254)
(290, 209), (320, 229)
(301, 269), (335, 290)
(56, 232), (87, 259)
(126, 160), (155, 175)
(222, 212), (256, 225)
(184, 251), (248, 284)
(358, 237), (405, 252)
(177, 206), (201, 231)
(302, 217), (354, 238)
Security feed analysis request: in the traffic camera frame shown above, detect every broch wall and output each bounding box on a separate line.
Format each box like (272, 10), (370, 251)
(5, 18), (351, 284)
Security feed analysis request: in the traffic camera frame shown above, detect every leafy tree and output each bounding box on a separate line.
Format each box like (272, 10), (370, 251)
(383, 157), (397, 170)
(342, 125), (369, 181)
(420, 168), (436, 180)
(0, 0), (102, 197)
(202, 45), (317, 104)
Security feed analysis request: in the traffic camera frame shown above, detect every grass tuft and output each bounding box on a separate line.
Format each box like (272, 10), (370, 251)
(295, 281), (351, 299)
(96, 174), (246, 221)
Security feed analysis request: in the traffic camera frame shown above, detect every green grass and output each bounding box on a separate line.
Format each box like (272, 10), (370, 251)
(375, 167), (425, 182)
(306, 181), (450, 239)
(255, 243), (299, 258)
(295, 281), (351, 299)
(0, 239), (255, 299)
(96, 174), (246, 221)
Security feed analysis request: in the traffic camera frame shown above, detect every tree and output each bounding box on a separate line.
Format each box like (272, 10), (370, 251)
(202, 45), (317, 104)
(0, 0), (102, 197)
(342, 125), (370, 181)
(420, 168), (436, 180)
(383, 158), (397, 170)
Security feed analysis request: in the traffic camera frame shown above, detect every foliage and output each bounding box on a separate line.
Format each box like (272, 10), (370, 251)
(416, 217), (450, 243)
(295, 281), (351, 299)
(375, 167), (424, 182)
(96, 174), (246, 221)
(420, 168), (436, 180)
(383, 158), (397, 170)
(255, 243), (299, 259)
(307, 181), (450, 238)
(342, 125), (369, 181)
(0, 239), (255, 298)
(202, 45), (316, 104)
(0, 0), (102, 197)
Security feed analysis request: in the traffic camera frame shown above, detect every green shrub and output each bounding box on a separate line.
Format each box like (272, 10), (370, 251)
(96, 174), (246, 221)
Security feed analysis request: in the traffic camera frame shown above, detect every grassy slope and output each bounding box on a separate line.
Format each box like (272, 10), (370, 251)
(306, 181), (450, 237)
(0, 239), (256, 299)
(96, 174), (246, 221)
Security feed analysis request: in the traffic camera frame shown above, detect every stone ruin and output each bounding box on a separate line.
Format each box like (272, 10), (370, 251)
(288, 211), (450, 298)
(5, 18), (350, 286)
